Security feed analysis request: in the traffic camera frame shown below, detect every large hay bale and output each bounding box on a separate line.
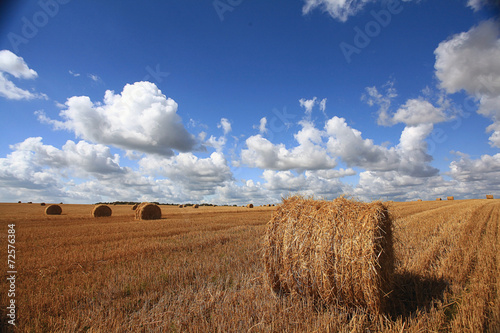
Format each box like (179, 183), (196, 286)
(135, 203), (162, 220)
(247, 203), (254, 208)
(92, 204), (112, 217)
(193, 204), (199, 209)
(447, 196), (454, 200)
(486, 195), (494, 199)
(436, 198), (442, 201)
(45, 204), (62, 215)
(263, 196), (394, 315)
(178, 204), (184, 208)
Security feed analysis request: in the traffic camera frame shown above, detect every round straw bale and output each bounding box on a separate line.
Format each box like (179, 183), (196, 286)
(436, 198), (442, 201)
(486, 195), (494, 199)
(92, 204), (112, 217)
(263, 196), (394, 315)
(18, 201), (21, 204)
(178, 204), (184, 208)
(447, 196), (454, 200)
(40, 202), (46, 206)
(193, 204), (199, 208)
(45, 204), (62, 215)
(135, 202), (162, 220)
(247, 203), (254, 208)
(132, 204), (139, 210)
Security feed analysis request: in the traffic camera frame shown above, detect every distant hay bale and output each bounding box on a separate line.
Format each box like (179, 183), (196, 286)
(193, 204), (199, 209)
(486, 195), (494, 199)
(247, 203), (254, 208)
(17, 201), (21, 204)
(40, 203), (46, 206)
(92, 204), (112, 217)
(28, 202), (32, 204)
(135, 203), (162, 220)
(447, 196), (454, 200)
(436, 198), (442, 201)
(45, 204), (62, 215)
(132, 204), (139, 210)
(263, 196), (394, 315)
(178, 204), (184, 208)
(417, 199), (422, 202)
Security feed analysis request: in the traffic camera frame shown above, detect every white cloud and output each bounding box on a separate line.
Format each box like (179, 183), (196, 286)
(302, 0), (376, 22)
(0, 50), (46, 100)
(258, 117), (268, 134)
(241, 120), (336, 172)
(299, 97), (317, 115)
(467, 0), (500, 11)
(392, 98), (447, 126)
(69, 70), (80, 77)
(218, 118), (232, 135)
(37, 81), (198, 156)
(88, 73), (101, 82)
(363, 81), (398, 126)
(435, 19), (500, 147)
(319, 98), (327, 113)
(139, 152), (232, 196)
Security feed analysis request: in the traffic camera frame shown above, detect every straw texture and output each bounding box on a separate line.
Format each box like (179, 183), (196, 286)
(263, 196), (394, 315)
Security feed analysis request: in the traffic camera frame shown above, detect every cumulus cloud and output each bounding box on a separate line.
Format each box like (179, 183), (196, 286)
(363, 81), (398, 126)
(139, 152), (232, 195)
(435, 19), (500, 147)
(0, 50), (46, 100)
(241, 120), (336, 172)
(299, 97), (317, 115)
(257, 117), (268, 134)
(392, 98), (447, 126)
(37, 81), (198, 156)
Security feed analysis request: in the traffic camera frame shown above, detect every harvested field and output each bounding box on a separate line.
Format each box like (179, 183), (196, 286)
(0, 200), (499, 332)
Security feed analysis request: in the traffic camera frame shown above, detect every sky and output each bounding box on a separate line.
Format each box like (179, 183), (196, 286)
(0, 0), (499, 205)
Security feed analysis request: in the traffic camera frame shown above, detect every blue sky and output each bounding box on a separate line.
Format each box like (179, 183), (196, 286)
(0, 0), (499, 204)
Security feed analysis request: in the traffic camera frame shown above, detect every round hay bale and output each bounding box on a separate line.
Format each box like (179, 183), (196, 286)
(18, 201), (21, 204)
(132, 204), (139, 210)
(436, 198), (442, 201)
(92, 204), (112, 217)
(247, 203), (254, 208)
(28, 202), (32, 204)
(45, 204), (62, 215)
(447, 196), (454, 201)
(40, 203), (46, 206)
(263, 196), (394, 315)
(178, 204), (184, 208)
(486, 195), (494, 199)
(135, 203), (162, 220)
(193, 204), (199, 209)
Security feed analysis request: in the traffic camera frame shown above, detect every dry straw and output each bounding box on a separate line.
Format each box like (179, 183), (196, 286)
(132, 204), (139, 210)
(193, 204), (199, 209)
(40, 203), (46, 206)
(486, 195), (494, 199)
(247, 203), (254, 208)
(45, 204), (62, 215)
(436, 198), (442, 201)
(263, 195), (394, 315)
(178, 204), (184, 208)
(92, 204), (112, 217)
(135, 202), (162, 220)
(447, 196), (454, 200)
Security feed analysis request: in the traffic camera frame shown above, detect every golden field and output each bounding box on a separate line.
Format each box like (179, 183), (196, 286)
(0, 199), (499, 332)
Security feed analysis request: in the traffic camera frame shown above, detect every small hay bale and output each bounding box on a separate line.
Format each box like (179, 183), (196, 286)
(132, 204), (139, 210)
(193, 204), (199, 209)
(28, 202), (32, 204)
(247, 203), (254, 208)
(17, 201), (21, 204)
(263, 196), (394, 315)
(45, 204), (62, 215)
(486, 195), (494, 199)
(92, 204), (112, 217)
(436, 198), (442, 201)
(40, 203), (46, 206)
(447, 196), (454, 200)
(135, 203), (162, 220)
(178, 204), (184, 208)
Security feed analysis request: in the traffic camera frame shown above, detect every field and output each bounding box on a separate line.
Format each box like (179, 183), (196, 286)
(0, 199), (499, 332)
